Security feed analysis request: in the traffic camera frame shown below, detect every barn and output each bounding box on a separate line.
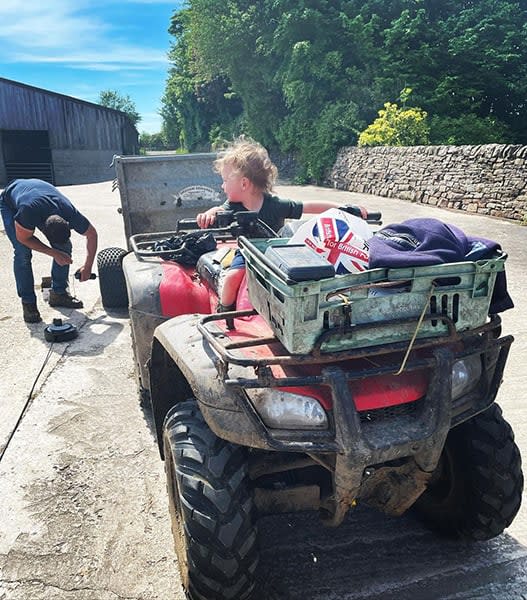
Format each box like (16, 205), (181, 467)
(0, 77), (139, 186)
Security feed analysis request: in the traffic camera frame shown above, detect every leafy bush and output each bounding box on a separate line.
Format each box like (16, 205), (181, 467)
(358, 102), (430, 147)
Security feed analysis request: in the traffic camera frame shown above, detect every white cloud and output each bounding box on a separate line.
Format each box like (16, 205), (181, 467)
(0, 0), (169, 71)
(12, 50), (168, 70)
(138, 112), (163, 134)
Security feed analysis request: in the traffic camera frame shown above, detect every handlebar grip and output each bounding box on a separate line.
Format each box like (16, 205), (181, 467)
(176, 218), (200, 231)
(366, 211), (382, 222)
(340, 204), (382, 224)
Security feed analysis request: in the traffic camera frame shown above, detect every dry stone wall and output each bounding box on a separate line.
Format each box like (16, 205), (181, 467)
(329, 144), (527, 222)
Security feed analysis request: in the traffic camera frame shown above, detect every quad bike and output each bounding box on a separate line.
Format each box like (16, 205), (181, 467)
(97, 209), (523, 600)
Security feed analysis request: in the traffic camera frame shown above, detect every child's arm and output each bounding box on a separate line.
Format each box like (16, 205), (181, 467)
(196, 205), (224, 228)
(301, 200), (369, 219)
(301, 200), (343, 214)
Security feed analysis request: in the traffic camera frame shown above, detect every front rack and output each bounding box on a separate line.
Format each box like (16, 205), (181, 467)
(197, 310), (503, 386)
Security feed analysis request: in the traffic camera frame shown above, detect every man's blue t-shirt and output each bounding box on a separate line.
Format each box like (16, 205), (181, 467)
(2, 179), (90, 234)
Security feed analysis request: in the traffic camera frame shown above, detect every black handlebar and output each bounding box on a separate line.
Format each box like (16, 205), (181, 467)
(176, 218), (201, 231)
(177, 211), (277, 239)
(178, 206), (383, 234)
(365, 211), (382, 223)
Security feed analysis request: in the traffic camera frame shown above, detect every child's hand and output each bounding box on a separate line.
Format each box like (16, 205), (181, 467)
(197, 207), (220, 229)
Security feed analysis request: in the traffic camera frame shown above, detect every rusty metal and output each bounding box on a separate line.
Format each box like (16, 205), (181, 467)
(198, 312), (503, 383)
(358, 460), (432, 516)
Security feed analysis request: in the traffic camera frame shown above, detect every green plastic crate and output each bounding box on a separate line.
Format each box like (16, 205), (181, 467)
(239, 236), (506, 355)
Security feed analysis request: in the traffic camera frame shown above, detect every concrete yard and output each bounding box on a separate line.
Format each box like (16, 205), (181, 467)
(0, 180), (526, 600)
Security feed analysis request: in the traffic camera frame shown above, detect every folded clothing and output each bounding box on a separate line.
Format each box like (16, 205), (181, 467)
(368, 218), (513, 314)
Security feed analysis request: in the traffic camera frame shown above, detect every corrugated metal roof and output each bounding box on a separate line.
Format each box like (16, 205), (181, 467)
(0, 77), (139, 152)
(0, 77), (133, 121)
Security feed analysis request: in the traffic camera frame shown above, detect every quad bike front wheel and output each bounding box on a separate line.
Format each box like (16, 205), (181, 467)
(413, 403), (523, 540)
(97, 247), (129, 309)
(163, 399), (259, 600)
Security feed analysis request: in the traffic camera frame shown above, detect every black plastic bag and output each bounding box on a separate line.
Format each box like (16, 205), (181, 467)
(152, 231), (217, 266)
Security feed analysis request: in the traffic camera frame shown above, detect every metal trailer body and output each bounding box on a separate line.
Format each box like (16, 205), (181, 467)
(113, 153), (224, 244)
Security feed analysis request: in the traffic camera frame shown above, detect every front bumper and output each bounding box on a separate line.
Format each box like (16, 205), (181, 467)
(152, 314), (512, 522)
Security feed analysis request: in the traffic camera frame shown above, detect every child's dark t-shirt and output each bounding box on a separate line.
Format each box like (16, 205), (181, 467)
(222, 193), (303, 235)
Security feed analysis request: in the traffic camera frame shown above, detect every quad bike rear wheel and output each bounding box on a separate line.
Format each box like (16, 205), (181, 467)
(413, 403), (523, 540)
(97, 247), (129, 309)
(163, 399), (258, 600)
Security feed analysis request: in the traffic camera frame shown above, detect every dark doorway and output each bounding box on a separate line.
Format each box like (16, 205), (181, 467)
(2, 130), (54, 184)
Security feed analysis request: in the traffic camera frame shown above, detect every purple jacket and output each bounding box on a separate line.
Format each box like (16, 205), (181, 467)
(368, 218), (513, 313)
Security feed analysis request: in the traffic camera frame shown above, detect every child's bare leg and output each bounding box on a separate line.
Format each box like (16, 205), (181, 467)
(220, 267), (246, 307)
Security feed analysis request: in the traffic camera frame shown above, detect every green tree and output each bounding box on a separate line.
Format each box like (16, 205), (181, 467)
(429, 114), (512, 145)
(139, 131), (171, 150)
(98, 90), (141, 126)
(378, 1), (527, 140)
(162, 8), (244, 151)
(270, 4), (380, 180)
(161, 0), (527, 179)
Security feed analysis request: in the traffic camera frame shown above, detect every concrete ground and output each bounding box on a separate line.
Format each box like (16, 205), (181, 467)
(0, 180), (526, 600)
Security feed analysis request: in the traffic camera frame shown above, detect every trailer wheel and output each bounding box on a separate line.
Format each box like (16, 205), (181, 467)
(414, 403), (523, 540)
(163, 399), (258, 600)
(97, 247), (129, 309)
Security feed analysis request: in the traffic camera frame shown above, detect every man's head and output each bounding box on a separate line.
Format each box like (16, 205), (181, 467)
(43, 215), (71, 245)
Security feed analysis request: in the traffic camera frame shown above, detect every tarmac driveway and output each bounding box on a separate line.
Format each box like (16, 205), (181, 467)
(0, 180), (526, 600)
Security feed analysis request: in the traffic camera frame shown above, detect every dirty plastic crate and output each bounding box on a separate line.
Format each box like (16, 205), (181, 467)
(238, 236), (506, 355)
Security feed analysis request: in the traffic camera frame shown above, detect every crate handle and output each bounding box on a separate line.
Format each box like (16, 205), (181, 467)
(395, 283), (436, 376)
(326, 279), (412, 301)
(432, 276), (462, 287)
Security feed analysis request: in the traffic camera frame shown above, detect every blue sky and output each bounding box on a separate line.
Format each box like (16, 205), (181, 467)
(0, 0), (184, 133)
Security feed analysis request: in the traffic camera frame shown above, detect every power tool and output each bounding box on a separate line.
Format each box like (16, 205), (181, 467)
(44, 318), (78, 343)
(74, 270), (97, 280)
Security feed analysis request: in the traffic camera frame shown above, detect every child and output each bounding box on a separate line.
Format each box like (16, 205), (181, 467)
(197, 136), (353, 312)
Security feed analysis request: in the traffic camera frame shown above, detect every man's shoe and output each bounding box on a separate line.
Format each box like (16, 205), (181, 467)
(22, 302), (42, 323)
(49, 291), (84, 309)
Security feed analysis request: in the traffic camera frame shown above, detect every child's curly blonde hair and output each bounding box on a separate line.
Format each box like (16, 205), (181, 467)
(214, 136), (278, 193)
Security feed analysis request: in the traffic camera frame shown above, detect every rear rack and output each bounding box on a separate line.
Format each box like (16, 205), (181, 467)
(197, 311), (503, 386)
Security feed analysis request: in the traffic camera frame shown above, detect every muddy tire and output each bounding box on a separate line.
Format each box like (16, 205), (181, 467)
(163, 399), (258, 600)
(97, 247), (129, 308)
(414, 403), (523, 541)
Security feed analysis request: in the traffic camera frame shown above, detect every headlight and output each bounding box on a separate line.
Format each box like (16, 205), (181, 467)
(451, 355), (482, 400)
(246, 389), (328, 430)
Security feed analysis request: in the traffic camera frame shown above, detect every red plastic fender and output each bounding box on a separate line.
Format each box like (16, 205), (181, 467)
(159, 262), (212, 317)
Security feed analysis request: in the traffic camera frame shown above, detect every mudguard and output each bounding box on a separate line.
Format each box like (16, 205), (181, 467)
(150, 314), (265, 450)
(123, 253), (212, 391)
(123, 253), (212, 317)
(159, 261), (212, 316)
